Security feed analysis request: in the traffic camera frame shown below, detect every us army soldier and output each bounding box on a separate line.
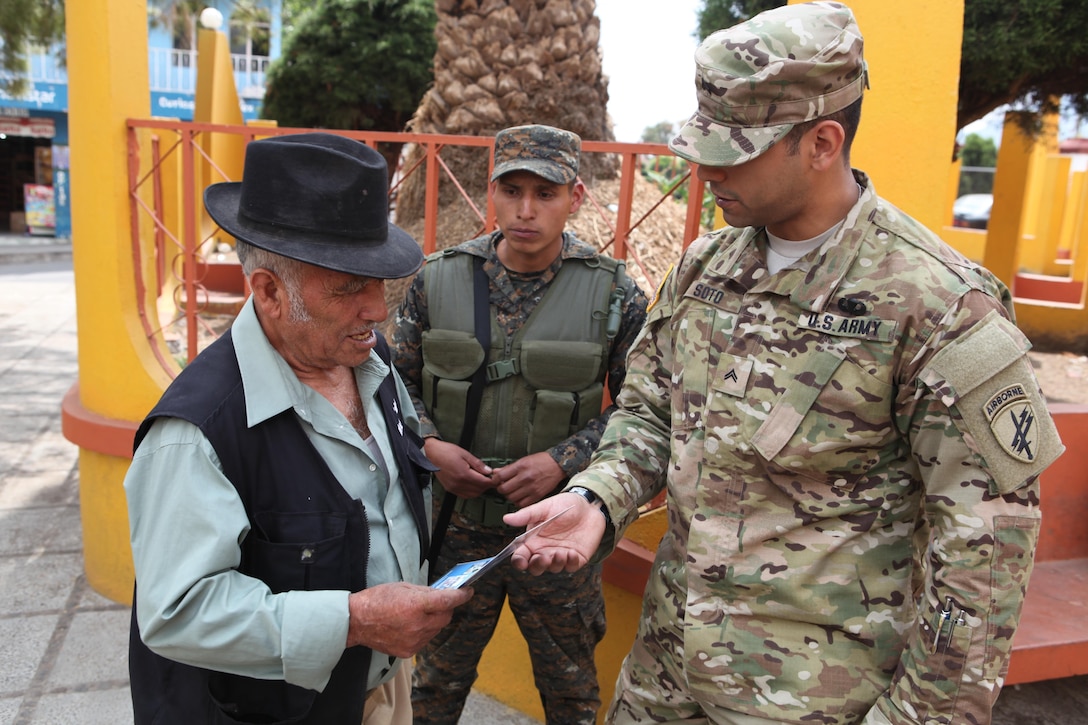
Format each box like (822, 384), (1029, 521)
(506, 4), (1064, 724)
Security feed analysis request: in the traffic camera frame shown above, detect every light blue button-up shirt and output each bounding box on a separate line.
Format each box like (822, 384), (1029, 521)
(125, 298), (429, 692)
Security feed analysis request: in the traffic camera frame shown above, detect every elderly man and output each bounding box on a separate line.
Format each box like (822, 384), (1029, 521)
(125, 133), (471, 725)
(506, 4), (1063, 724)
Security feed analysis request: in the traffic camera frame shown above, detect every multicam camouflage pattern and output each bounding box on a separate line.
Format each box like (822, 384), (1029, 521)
(571, 171), (1063, 724)
(490, 124), (581, 184)
(392, 231), (648, 724)
(669, 1), (868, 167)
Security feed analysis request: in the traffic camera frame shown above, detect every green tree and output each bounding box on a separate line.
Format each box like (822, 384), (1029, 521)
(641, 121), (677, 145)
(696, 0), (784, 40)
(260, 0), (436, 174)
(957, 132), (998, 195)
(0, 0), (64, 96)
(959, 0), (1088, 132)
(280, 0), (314, 34)
(958, 133), (998, 168)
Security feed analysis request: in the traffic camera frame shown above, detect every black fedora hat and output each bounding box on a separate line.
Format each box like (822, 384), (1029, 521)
(204, 133), (423, 279)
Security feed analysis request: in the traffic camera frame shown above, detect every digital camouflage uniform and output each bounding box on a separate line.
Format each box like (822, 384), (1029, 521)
(393, 230), (649, 724)
(565, 4), (1064, 724)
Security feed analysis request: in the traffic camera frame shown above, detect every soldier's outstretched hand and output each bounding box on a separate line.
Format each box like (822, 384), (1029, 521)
(504, 492), (605, 575)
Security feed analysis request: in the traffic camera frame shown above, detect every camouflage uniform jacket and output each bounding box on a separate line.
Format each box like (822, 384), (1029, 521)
(393, 231), (648, 478)
(570, 172), (1064, 724)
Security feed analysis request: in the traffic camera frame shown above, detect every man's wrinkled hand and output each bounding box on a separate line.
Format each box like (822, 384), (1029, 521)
(346, 582), (472, 657)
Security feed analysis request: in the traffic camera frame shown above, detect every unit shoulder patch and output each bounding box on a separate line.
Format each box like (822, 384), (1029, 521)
(983, 385), (1037, 463)
(921, 312), (1064, 492)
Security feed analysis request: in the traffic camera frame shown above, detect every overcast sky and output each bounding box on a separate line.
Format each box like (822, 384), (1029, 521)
(596, 0), (702, 143)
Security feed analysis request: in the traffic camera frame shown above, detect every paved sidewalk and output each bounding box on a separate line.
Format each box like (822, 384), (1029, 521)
(1, 246), (1084, 724)
(0, 256), (537, 724)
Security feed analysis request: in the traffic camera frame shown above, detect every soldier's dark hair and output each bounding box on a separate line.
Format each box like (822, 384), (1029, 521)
(782, 98), (863, 164)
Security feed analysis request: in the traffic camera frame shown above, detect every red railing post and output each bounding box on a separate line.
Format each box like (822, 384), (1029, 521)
(424, 141), (440, 255)
(180, 127), (200, 363)
(151, 136), (165, 295)
(614, 151), (637, 263)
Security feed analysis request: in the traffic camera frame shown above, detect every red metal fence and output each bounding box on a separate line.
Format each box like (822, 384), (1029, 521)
(126, 120), (708, 377)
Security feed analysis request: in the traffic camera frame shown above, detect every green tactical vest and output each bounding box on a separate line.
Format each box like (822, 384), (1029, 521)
(420, 247), (623, 462)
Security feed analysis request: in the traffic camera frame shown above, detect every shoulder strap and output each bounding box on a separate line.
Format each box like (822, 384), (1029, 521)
(373, 333), (437, 566)
(606, 259), (628, 342)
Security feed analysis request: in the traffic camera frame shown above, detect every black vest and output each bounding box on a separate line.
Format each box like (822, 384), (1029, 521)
(128, 331), (434, 725)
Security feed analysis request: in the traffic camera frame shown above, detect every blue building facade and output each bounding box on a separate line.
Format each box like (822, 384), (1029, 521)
(0, 0), (282, 238)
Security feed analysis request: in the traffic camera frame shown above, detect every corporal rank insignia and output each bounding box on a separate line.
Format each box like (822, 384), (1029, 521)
(984, 384), (1036, 462)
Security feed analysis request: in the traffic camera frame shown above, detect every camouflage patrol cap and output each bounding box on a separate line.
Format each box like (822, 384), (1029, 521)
(669, 1), (868, 167)
(490, 124), (581, 184)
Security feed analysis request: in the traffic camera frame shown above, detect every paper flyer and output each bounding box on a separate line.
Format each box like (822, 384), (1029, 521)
(430, 505), (575, 590)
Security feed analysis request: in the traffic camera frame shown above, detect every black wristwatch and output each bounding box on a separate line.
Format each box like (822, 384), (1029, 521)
(566, 486), (612, 527)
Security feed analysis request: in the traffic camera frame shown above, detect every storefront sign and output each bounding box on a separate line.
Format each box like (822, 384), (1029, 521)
(0, 82), (67, 112)
(0, 117), (55, 138)
(151, 91), (262, 122)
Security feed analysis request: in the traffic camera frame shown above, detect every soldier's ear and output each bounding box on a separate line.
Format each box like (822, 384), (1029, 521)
(568, 179), (586, 214)
(808, 120), (846, 171)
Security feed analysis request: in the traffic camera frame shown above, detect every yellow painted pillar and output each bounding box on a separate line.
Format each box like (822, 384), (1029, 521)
(1014, 110), (1061, 276)
(983, 112), (1037, 288)
(63, 0), (171, 604)
(1033, 155), (1072, 277)
(841, 0), (964, 233)
(1061, 170), (1088, 283)
(195, 22), (246, 251)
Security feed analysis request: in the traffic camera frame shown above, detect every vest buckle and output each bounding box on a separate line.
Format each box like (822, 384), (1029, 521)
(485, 358), (520, 382)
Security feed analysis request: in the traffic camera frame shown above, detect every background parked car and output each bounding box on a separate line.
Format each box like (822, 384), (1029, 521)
(952, 193), (993, 229)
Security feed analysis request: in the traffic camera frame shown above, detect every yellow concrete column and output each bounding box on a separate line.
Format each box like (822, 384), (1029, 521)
(840, 0), (964, 234)
(195, 24), (246, 251)
(983, 112), (1037, 288)
(1061, 171), (1088, 282)
(64, 0), (171, 604)
(1033, 155), (1073, 277)
(1012, 110), (1061, 277)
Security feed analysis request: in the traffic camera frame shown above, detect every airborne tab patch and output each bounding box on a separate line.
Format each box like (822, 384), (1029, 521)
(984, 384), (1037, 462)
